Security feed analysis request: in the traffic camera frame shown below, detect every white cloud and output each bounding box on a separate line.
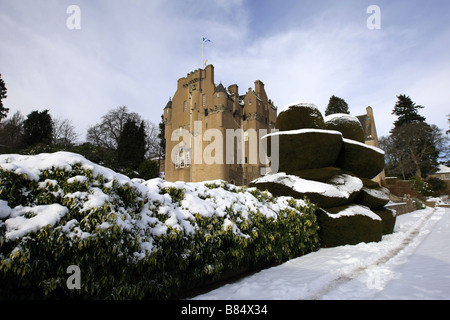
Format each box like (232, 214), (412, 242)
(1, 0), (449, 141)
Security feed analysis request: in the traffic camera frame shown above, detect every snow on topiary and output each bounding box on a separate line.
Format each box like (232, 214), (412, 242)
(315, 204), (383, 247)
(276, 101), (326, 131)
(324, 113), (365, 143)
(249, 172), (363, 209)
(335, 138), (385, 179)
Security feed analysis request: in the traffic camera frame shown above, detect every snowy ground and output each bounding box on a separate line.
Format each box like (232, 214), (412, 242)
(193, 206), (450, 300)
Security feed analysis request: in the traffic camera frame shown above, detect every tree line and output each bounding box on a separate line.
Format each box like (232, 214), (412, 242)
(0, 75), (164, 180)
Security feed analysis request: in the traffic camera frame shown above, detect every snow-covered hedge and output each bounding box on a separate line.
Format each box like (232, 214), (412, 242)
(0, 152), (320, 299)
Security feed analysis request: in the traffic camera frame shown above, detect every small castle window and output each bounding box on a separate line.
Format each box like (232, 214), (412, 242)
(204, 108), (208, 116)
(248, 99), (252, 105)
(202, 94), (206, 106)
(186, 151), (190, 167)
(180, 148), (185, 168)
(184, 101), (187, 112)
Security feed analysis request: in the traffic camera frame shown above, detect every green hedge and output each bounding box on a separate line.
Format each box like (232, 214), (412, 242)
(0, 159), (320, 299)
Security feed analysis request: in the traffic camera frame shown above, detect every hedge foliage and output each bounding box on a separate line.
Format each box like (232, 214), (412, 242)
(0, 156), (320, 299)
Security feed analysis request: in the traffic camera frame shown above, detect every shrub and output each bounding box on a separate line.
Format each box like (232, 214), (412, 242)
(0, 152), (320, 299)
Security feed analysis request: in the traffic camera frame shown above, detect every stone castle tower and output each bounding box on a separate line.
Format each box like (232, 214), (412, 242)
(163, 64), (277, 185)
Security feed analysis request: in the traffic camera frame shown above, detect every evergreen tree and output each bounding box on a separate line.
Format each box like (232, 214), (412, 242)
(392, 94), (426, 128)
(158, 114), (165, 159)
(446, 114), (449, 135)
(0, 74), (9, 122)
(325, 95), (350, 116)
(117, 119), (147, 169)
(138, 159), (159, 180)
(22, 110), (53, 146)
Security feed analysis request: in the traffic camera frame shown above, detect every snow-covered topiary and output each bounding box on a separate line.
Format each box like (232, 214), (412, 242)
(324, 113), (365, 143)
(335, 138), (385, 179)
(262, 129), (343, 172)
(276, 101), (326, 131)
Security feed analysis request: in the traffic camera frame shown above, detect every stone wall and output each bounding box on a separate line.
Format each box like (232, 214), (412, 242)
(385, 196), (417, 215)
(385, 177), (420, 198)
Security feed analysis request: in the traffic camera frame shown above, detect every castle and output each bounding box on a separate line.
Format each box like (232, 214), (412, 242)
(163, 64), (384, 186)
(163, 64), (277, 185)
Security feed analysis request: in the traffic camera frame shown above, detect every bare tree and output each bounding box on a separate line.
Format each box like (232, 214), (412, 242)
(144, 119), (160, 159)
(86, 106), (160, 158)
(380, 134), (415, 180)
(87, 106), (139, 150)
(53, 117), (80, 146)
(383, 122), (441, 179)
(0, 111), (24, 149)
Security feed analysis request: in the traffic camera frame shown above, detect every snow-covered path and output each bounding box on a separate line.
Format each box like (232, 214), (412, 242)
(193, 207), (450, 300)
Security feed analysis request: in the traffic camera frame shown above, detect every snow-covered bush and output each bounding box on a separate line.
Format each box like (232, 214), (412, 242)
(0, 152), (320, 299)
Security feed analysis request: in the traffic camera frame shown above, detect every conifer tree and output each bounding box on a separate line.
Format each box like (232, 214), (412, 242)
(117, 119), (147, 169)
(158, 114), (165, 159)
(22, 110), (53, 146)
(392, 94), (426, 128)
(385, 95), (441, 178)
(325, 95), (350, 116)
(0, 74), (9, 122)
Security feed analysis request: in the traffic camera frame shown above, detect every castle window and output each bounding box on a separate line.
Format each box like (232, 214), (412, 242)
(179, 148), (185, 168)
(204, 108), (208, 116)
(186, 151), (190, 167)
(175, 148), (190, 169)
(248, 99), (252, 105)
(202, 94), (206, 106)
(184, 101), (187, 112)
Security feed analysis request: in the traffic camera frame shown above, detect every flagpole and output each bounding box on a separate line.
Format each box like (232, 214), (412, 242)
(202, 36), (204, 68)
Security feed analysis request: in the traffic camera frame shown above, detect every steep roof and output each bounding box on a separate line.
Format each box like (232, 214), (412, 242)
(434, 164), (450, 174)
(164, 98), (172, 109)
(214, 83), (227, 94)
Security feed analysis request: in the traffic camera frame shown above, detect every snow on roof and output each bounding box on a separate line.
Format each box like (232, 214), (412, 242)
(433, 164), (450, 174)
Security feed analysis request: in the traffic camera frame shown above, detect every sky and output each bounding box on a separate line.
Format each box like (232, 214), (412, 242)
(1, 0), (449, 141)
